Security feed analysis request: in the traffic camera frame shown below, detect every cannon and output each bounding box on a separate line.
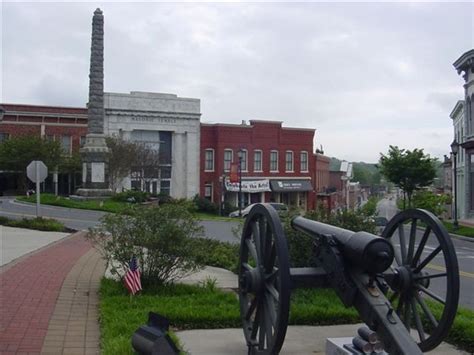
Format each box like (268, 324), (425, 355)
(238, 204), (460, 354)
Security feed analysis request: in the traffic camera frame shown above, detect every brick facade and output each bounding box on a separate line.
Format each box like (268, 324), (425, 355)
(200, 120), (319, 211)
(0, 103), (88, 194)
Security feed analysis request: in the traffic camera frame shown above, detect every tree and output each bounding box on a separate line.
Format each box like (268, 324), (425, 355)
(378, 146), (436, 208)
(0, 135), (63, 191)
(106, 137), (141, 192)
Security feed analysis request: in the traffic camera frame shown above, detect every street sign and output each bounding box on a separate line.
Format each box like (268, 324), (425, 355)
(26, 160), (48, 217)
(27, 160), (48, 183)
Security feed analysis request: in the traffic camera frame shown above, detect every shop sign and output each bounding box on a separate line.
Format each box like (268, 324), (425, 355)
(225, 179), (271, 193)
(270, 180), (313, 192)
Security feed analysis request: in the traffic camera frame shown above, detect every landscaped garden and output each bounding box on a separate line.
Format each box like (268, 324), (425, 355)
(89, 202), (474, 354)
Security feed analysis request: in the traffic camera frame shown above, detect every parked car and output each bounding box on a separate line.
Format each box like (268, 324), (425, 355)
(229, 203), (288, 218)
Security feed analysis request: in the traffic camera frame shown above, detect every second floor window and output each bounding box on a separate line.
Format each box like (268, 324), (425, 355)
(61, 135), (72, 154)
(254, 150), (262, 172)
(270, 151), (278, 172)
(239, 149), (248, 171)
(224, 149), (233, 171)
(300, 151), (308, 172)
(205, 149), (214, 171)
(285, 151), (294, 172)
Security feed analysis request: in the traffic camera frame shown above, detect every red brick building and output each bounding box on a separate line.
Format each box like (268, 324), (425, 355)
(200, 120), (318, 211)
(0, 103), (88, 194)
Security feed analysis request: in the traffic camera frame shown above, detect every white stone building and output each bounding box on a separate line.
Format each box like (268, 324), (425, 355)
(453, 49), (474, 220)
(104, 91), (201, 199)
(450, 100), (466, 219)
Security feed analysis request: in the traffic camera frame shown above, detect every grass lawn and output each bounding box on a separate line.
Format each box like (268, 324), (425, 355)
(443, 221), (474, 238)
(100, 277), (474, 354)
(16, 194), (234, 221)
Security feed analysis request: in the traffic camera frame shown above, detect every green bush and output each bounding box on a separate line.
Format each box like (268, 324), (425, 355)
(87, 202), (205, 286)
(190, 238), (240, 272)
(111, 190), (149, 203)
(193, 195), (219, 214)
(0, 216), (66, 232)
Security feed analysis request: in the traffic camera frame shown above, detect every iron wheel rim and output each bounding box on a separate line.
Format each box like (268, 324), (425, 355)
(238, 203), (291, 354)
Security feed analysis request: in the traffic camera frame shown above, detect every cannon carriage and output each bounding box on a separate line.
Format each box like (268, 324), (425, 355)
(238, 204), (460, 354)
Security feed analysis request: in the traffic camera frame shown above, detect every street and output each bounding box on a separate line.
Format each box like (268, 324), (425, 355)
(377, 197), (474, 310)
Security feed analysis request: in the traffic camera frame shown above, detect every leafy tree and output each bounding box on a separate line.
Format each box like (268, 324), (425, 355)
(0, 135), (63, 191)
(379, 146), (436, 208)
(106, 137), (141, 192)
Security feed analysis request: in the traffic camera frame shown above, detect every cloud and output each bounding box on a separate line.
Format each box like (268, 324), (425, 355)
(2, 2), (472, 162)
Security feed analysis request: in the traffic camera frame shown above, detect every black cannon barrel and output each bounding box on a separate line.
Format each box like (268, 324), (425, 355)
(291, 216), (394, 273)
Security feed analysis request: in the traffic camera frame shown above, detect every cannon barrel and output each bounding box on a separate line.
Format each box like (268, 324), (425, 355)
(291, 216), (394, 274)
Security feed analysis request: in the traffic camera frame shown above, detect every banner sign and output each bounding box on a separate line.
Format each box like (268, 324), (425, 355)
(225, 179), (271, 193)
(229, 163), (239, 183)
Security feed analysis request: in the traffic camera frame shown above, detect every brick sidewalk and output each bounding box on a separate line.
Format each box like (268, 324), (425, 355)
(0, 232), (94, 354)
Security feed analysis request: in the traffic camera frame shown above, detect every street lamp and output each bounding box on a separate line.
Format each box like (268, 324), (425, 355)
(450, 139), (459, 231)
(238, 149), (243, 217)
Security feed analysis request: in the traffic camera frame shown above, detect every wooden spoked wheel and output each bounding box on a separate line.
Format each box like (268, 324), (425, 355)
(382, 209), (459, 352)
(238, 204), (291, 355)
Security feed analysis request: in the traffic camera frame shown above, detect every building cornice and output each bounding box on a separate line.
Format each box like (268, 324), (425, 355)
(449, 100), (464, 119)
(453, 49), (474, 80)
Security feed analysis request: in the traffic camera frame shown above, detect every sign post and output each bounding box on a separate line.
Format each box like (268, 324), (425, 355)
(26, 160), (48, 217)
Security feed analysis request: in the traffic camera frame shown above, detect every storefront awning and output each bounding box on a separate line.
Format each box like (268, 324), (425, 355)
(270, 179), (313, 192)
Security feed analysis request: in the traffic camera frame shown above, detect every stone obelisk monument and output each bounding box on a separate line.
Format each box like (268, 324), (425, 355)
(77, 8), (112, 197)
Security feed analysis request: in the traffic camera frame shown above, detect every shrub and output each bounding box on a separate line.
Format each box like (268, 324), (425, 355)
(190, 238), (240, 272)
(111, 190), (149, 203)
(410, 190), (449, 216)
(193, 195), (218, 214)
(0, 216), (66, 232)
(87, 202), (205, 285)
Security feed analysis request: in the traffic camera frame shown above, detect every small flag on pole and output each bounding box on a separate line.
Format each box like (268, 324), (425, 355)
(124, 256), (142, 295)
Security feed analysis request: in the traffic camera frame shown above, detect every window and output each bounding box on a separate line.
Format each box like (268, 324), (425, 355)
(60, 135), (72, 154)
(285, 151), (294, 172)
(224, 149), (233, 171)
(205, 149), (214, 171)
(254, 150), (262, 172)
(239, 149), (248, 172)
(80, 136), (86, 147)
(300, 151), (308, 172)
(204, 184), (213, 201)
(0, 132), (9, 143)
(270, 150), (278, 172)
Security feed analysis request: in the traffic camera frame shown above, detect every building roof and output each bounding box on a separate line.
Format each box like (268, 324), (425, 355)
(453, 49), (474, 74)
(0, 103), (87, 116)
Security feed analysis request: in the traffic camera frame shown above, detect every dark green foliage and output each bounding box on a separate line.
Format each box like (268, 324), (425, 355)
(88, 202), (205, 285)
(111, 190), (149, 203)
(0, 216), (66, 232)
(379, 146), (436, 207)
(360, 196), (379, 217)
(410, 190), (449, 216)
(0, 135), (63, 191)
(190, 238), (240, 272)
(193, 194), (219, 214)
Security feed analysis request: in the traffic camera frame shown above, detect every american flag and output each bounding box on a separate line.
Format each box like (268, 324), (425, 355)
(124, 256), (142, 295)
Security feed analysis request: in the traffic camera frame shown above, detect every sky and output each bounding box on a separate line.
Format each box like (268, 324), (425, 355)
(1, 1), (473, 163)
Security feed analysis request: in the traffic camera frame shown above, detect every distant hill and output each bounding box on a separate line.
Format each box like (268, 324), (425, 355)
(329, 157), (380, 186)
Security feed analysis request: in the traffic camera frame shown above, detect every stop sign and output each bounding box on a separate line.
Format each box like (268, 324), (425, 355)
(27, 160), (48, 183)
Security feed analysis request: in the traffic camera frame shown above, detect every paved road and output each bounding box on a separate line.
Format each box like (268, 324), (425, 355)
(0, 197), (240, 243)
(377, 197), (474, 310)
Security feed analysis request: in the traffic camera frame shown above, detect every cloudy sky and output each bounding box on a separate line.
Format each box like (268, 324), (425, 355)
(2, 1), (473, 163)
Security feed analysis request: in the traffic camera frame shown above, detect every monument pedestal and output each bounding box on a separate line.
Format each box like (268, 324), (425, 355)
(76, 133), (112, 197)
